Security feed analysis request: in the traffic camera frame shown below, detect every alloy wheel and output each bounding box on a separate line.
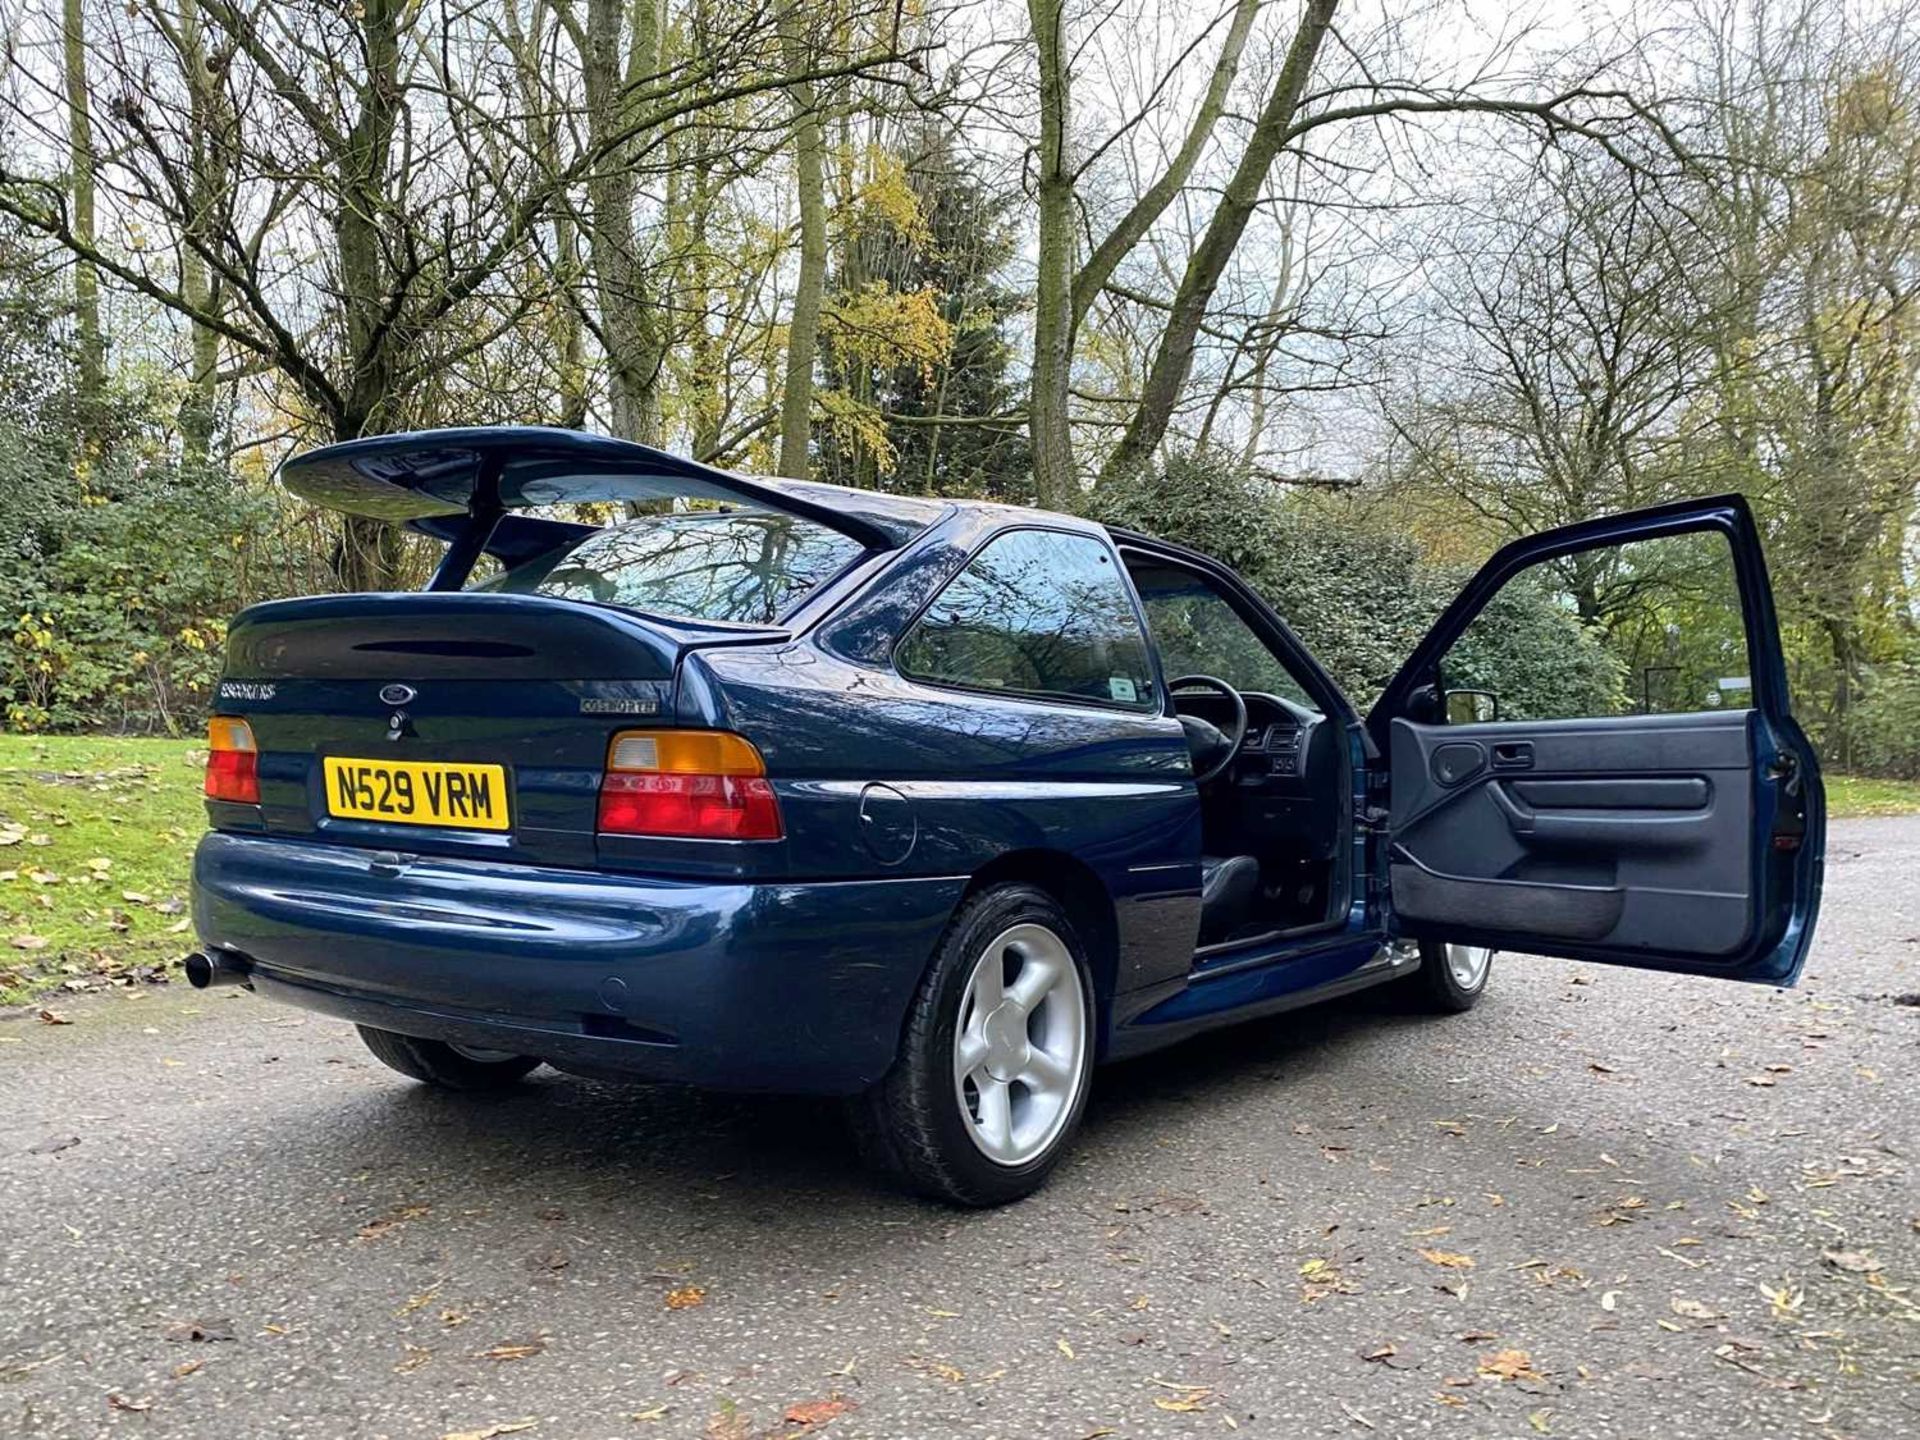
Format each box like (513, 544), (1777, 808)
(952, 923), (1088, 1166)
(1445, 943), (1493, 991)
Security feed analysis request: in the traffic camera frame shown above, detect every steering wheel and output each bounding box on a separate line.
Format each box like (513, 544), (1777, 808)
(1168, 674), (1249, 787)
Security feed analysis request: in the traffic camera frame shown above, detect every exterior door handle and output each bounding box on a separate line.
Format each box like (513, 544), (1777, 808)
(1491, 741), (1534, 769)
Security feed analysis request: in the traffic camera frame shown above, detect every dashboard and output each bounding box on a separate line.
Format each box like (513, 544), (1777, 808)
(1170, 689), (1343, 860)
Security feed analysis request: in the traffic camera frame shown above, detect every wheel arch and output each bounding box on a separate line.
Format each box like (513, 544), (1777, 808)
(961, 849), (1120, 1016)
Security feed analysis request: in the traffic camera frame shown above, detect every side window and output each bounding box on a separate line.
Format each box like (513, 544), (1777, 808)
(1128, 562), (1317, 711)
(1440, 530), (1753, 722)
(895, 529), (1157, 710)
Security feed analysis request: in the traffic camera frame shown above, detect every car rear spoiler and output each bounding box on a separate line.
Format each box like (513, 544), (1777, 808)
(279, 426), (900, 588)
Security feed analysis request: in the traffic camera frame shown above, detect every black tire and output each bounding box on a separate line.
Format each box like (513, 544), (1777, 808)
(355, 1025), (541, 1091)
(1404, 939), (1495, 1014)
(850, 883), (1096, 1207)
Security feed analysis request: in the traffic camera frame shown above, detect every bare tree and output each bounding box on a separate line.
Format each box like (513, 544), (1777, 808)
(60, 0), (102, 411)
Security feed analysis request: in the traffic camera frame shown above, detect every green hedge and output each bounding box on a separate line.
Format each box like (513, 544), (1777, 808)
(1094, 452), (1621, 716)
(0, 421), (277, 734)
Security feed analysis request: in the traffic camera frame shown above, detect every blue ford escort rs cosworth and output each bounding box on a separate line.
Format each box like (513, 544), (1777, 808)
(189, 427), (1824, 1204)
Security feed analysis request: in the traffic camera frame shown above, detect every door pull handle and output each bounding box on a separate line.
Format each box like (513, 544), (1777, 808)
(1491, 742), (1534, 769)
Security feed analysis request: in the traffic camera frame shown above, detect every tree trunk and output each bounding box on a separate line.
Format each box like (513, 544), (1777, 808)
(1026, 0), (1076, 509)
(681, 141), (727, 460)
(777, 8), (828, 479)
(331, 0), (407, 591)
(583, 0), (669, 445)
(176, 0), (224, 467)
(1099, 0), (1338, 489)
(61, 0), (104, 414)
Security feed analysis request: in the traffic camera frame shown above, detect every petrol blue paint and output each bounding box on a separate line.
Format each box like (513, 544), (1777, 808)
(193, 830), (966, 1092)
(189, 430), (1825, 1097)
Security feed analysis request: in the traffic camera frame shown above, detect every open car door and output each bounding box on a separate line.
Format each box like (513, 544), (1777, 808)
(1369, 496), (1823, 986)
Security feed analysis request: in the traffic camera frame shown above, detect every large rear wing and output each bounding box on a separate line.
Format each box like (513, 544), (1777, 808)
(279, 426), (910, 588)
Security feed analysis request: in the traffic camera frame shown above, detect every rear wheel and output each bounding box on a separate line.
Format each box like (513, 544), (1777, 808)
(851, 884), (1095, 1207)
(356, 1025), (541, 1091)
(1405, 940), (1494, 1013)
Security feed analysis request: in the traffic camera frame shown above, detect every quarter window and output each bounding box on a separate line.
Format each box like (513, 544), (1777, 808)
(895, 529), (1156, 710)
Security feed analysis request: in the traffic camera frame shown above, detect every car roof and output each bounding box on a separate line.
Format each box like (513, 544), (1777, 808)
(747, 475), (955, 541)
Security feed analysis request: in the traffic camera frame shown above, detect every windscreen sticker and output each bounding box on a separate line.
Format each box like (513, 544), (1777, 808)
(1109, 676), (1138, 703)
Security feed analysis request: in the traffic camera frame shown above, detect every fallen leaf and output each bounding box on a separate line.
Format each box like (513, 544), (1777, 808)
(665, 1285), (706, 1310)
(1821, 1248), (1879, 1273)
(1153, 1390), (1211, 1413)
(394, 1288), (439, 1317)
(1056, 1337), (1075, 1359)
(1528, 1408), (1554, 1433)
(1479, 1349), (1542, 1382)
(28, 1134), (79, 1155)
(10, 934), (48, 950)
(1760, 1281), (1804, 1317)
(172, 1359), (203, 1379)
(108, 1393), (153, 1413)
(394, 1345), (432, 1374)
(37, 1008), (71, 1025)
(630, 1404), (671, 1421)
(906, 1356), (965, 1383)
(1359, 1342), (1398, 1363)
(1669, 1298), (1723, 1320)
(479, 1340), (545, 1362)
(1419, 1249), (1476, 1270)
(783, 1397), (856, 1425)
(441, 1423), (536, 1440)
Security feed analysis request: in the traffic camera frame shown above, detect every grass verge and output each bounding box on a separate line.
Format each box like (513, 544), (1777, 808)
(1823, 772), (1920, 818)
(0, 734), (204, 1006)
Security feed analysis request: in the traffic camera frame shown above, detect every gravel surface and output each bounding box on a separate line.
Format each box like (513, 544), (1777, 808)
(3, 818), (1915, 1440)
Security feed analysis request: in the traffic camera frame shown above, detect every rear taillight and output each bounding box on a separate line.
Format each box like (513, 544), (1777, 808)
(596, 730), (783, 841)
(205, 716), (260, 804)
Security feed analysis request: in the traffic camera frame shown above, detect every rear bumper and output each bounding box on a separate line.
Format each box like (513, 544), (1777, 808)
(191, 831), (965, 1094)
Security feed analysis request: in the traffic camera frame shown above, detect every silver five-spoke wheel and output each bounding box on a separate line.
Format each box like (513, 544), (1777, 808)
(953, 923), (1088, 1166)
(1444, 943), (1493, 991)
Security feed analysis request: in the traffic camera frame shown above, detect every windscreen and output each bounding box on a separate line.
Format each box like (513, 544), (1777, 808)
(474, 509), (863, 624)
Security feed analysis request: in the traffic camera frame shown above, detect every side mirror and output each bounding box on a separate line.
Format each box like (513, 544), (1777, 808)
(1444, 688), (1499, 725)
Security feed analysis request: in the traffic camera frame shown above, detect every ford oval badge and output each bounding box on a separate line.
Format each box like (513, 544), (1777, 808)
(378, 683), (418, 707)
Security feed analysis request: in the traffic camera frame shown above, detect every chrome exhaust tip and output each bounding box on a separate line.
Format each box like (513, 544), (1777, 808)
(183, 948), (252, 990)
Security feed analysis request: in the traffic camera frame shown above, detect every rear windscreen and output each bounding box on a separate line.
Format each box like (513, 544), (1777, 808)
(473, 510), (863, 624)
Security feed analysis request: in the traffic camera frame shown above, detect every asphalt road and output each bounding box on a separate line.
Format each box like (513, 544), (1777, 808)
(3, 821), (1916, 1440)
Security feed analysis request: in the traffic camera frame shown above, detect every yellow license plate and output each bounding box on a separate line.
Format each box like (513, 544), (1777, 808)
(322, 757), (510, 831)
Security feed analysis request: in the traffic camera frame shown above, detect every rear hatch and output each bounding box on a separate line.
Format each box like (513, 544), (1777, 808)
(222, 591), (785, 868)
(210, 427), (916, 869)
